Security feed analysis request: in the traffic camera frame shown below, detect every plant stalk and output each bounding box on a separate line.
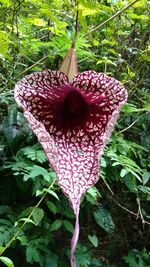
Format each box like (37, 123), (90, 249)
(83, 0), (139, 37)
(0, 178), (56, 256)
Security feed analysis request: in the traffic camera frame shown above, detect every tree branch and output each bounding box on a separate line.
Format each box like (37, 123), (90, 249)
(118, 111), (150, 133)
(83, 0), (139, 37)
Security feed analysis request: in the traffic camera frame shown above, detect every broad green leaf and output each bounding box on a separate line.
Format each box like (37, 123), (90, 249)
(50, 219), (62, 232)
(85, 187), (101, 205)
(46, 201), (57, 214)
(141, 54), (150, 62)
(26, 246), (41, 263)
(63, 220), (74, 233)
(142, 172), (150, 185)
(44, 253), (58, 267)
(26, 246), (33, 263)
(121, 103), (139, 113)
(25, 18), (47, 26)
(101, 157), (107, 167)
(0, 256), (14, 267)
(124, 175), (137, 192)
(44, 189), (59, 200)
(79, 4), (99, 16)
(0, 31), (10, 59)
(129, 13), (149, 20)
(88, 234), (99, 247)
(32, 208), (44, 225)
(94, 206), (115, 233)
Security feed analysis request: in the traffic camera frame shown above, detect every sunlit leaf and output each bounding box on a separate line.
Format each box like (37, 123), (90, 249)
(88, 234), (99, 247)
(0, 256), (14, 267)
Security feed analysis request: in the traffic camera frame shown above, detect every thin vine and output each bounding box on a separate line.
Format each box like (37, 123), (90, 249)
(82, 0), (139, 37)
(0, 178), (56, 256)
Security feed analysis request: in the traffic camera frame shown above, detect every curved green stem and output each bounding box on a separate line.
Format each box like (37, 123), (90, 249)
(0, 178), (56, 256)
(82, 0), (139, 37)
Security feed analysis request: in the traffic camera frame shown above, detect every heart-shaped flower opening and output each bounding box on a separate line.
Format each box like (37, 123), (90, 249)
(15, 68), (127, 267)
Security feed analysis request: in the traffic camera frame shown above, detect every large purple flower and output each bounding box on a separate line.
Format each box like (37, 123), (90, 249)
(14, 65), (127, 266)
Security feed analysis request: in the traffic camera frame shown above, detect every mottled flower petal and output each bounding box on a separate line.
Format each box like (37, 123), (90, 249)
(15, 69), (127, 212)
(14, 69), (127, 267)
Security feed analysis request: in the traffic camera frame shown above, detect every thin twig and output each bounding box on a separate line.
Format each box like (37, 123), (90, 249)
(15, 55), (49, 79)
(136, 196), (145, 224)
(118, 111), (150, 133)
(0, 178), (56, 256)
(0, 55), (49, 93)
(82, 0), (139, 37)
(102, 177), (114, 195)
(107, 194), (150, 225)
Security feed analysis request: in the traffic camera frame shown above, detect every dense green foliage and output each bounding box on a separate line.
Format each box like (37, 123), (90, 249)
(0, 0), (150, 266)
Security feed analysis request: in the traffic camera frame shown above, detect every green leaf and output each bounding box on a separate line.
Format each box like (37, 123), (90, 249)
(45, 253), (58, 267)
(85, 187), (101, 205)
(44, 189), (59, 200)
(17, 218), (36, 225)
(46, 201), (57, 214)
(88, 234), (99, 247)
(30, 18), (47, 26)
(17, 236), (28, 246)
(129, 13), (149, 20)
(79, 3), (99, 16)
(63, 220), (74, 233)
(0, 31), (11, 59)
(123, 252), (139, 267)
(26, 246), (40, 263)
(2, 108), (29, 150)
(50, 219), (62, 232)
(26, 246), (33, 263)
(101, 157), (107, 167)
(0, 256), (14, 267)
(137, 186), (150, 195)
(32, 208), (44, 225)
(94, 206), (115, 233)
(23, 165), (50, 182)
(124, 175), (137, 192)
(120, 169), (127, 177)
(0, 0), (11, 7)
(127, 66), (135, 78)
(121, 103), (139, 113)
(142, 172), (150, 185)
(21, 146), (47, 163)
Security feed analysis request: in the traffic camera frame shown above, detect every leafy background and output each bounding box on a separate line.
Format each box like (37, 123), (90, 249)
(0, 0), (150, 266)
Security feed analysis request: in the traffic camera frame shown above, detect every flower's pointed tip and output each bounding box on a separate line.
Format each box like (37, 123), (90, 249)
(59, 48), (78, 82)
